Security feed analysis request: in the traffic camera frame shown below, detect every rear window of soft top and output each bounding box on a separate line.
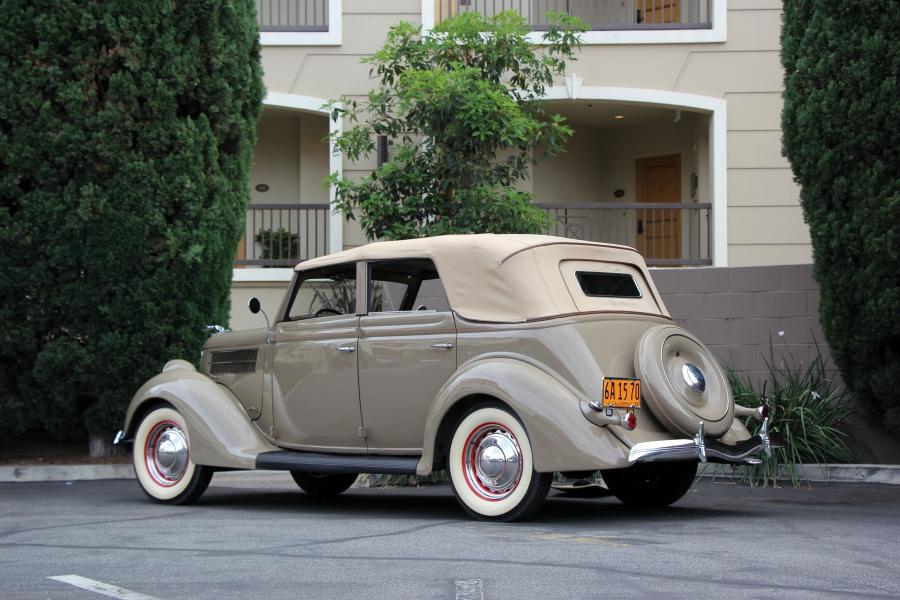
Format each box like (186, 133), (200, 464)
(575, 271), (642, 298)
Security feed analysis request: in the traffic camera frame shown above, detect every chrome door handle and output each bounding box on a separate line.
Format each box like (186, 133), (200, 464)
(337, 346), (356, 353)
(430, 343), (455, 350)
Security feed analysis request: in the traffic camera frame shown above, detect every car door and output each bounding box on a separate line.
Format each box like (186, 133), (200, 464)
(271, 262), (365, 452)
(357, 259), (457, 453)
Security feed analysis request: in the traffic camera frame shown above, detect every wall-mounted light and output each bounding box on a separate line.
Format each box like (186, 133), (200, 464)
(255, 184), (269, 193)
(614, 115), (624, 120)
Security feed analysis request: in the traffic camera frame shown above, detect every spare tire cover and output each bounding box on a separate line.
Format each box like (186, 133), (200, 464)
(634, 324), (734, 438)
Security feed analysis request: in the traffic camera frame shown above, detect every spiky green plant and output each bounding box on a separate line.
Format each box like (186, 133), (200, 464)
(727, 341), (856, 487)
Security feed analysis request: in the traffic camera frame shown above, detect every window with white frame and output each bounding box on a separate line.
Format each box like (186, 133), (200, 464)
(258, 0), (342, 45)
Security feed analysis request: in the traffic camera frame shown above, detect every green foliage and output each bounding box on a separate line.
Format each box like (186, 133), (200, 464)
(0, 0), (264, 437)
(781, 2), (900, 436)
(255, 228), (299, 262)
(727, 343), (855, 487)
(327, 11), (585, 240)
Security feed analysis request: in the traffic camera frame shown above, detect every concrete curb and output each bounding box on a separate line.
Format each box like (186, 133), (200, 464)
(699, 463), (900, 486)
(3, 463), (900, 485)
(0, 464), (134, 483)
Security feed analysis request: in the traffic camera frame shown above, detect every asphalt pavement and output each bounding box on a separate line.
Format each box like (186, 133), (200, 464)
(1, 473), (899, 599)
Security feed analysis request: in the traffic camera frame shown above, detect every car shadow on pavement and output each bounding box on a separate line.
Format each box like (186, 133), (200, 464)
(538, 494), (752, 523)
(178, 484), (755, 523)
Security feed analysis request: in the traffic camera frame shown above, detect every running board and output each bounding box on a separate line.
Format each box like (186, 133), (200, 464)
(255, 450), (419, 475)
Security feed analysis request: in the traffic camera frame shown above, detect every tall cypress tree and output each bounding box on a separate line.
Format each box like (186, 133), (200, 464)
(782, 2), (899, 435)
(0, 0), (264, 438)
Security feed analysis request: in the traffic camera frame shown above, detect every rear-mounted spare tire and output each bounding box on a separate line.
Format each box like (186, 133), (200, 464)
(634, 324), (734, 438)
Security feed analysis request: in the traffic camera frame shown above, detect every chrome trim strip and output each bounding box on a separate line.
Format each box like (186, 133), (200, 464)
(695, 421), (707, 463)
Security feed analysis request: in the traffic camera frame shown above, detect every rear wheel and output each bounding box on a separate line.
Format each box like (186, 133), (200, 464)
(447, 405), (551, 522)
(132, 405), (212, 505)
(290, 471), (358, 498)
(600, 461), (697, 508)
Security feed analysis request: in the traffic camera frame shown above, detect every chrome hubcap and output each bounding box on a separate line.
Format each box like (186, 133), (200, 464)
(682, 363), (706, 393)
(145, 422), (189, 486)
(464, 424), (523, 501)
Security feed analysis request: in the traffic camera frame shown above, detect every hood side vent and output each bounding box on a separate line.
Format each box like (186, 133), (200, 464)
(209, 349), (259, 375)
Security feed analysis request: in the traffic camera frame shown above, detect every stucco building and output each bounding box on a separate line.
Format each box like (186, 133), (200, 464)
(234, 0), (815, 385)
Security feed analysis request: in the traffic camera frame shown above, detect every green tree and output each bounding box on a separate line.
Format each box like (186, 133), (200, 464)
(781, 2), (900, 435)
(0, 0), (264, 438)
(328, 11), (585, 240)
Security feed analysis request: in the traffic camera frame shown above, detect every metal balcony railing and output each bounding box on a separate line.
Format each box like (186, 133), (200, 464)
(536, 202), (712, 266)
(236, 204), (330, 267)
(435, 0), (712, 31)
(257, 0), (329, 32)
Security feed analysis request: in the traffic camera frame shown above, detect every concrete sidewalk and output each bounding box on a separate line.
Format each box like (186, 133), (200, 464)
(0, 463), (134, 483)
(698, 463), (900, 486)
(3, 462), (900, 485)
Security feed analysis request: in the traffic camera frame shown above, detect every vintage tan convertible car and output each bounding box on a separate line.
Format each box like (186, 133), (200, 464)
(116, 234), (775, 521)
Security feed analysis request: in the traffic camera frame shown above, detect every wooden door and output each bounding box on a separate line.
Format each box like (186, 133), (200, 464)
(640, 0), (680, 24)
(234, 235), (246, 268)
(636, 154), (681, 261)
(434, 0), (459, 25)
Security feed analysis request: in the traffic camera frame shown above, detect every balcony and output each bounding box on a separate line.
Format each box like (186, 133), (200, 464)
(235, 202), (710, 267)
(538, 202), (711, 266)
(257, 0), (330, 31)
(235, 204), (330, 267)
(433, 0), (713, 31)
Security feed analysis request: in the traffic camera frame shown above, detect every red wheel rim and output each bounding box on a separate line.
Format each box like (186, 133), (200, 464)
(143, 420), (190, 487)
(461, 422), (524, 502)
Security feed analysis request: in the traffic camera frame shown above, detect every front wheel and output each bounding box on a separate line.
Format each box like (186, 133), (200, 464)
(447, 405), (551, 522)
(600, 461), (697, 508)
(290, 471), (358, 498)
(132, 405), (212, 504)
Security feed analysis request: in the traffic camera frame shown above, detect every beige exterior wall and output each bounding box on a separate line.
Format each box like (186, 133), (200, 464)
(235, 0), (806, 321)
(231, 279), (290, 331)
(548, 3), (805, 266)
(250, 109), (329, 207)
(531, 110), (710, 255)
(253, 0), (806, 267)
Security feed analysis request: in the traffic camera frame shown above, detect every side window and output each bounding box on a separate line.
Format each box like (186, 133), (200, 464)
(286, 264), (356, 320)
(369, 259), (450, 313)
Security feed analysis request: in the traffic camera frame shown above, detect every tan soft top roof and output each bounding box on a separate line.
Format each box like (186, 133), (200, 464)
(296, 234), (668, 322)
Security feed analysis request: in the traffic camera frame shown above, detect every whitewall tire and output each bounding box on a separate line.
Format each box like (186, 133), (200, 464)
(448, 405), (551, 521)
(132, 405), (212, 504)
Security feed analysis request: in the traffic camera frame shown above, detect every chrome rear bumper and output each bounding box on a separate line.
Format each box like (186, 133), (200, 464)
(628, 418), (781, 465)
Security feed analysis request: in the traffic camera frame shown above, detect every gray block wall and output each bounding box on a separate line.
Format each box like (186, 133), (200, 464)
(651, 264), (900, 463)
(650, 264), (830, 388)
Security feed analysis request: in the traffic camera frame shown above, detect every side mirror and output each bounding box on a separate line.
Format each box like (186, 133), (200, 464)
(248, 297), (272, 342)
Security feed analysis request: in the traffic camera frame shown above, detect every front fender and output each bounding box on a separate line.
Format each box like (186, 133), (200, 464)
(417, 356), (630, 476)
(123, 360), (277, 469)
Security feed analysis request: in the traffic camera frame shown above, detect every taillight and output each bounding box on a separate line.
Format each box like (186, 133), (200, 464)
(621, 413), (637, 430)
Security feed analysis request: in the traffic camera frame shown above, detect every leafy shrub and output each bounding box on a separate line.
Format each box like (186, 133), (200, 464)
(327, 11), (585, 240)
(0, 1), (264, 438)
(727, 343), (856, 487)
(781, 2), (900, 437)
(255, 228), (300, 263)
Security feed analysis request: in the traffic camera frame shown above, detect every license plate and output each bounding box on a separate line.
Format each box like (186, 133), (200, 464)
(602, 378), (641, 408)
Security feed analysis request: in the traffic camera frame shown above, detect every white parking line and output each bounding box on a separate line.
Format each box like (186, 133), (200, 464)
(455, 578), (484, 600)
(48, 575), (161, 600)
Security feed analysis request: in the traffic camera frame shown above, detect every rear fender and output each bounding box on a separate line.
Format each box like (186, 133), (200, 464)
(417, 356), (630, 476)
(123, 360), (277, 469)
